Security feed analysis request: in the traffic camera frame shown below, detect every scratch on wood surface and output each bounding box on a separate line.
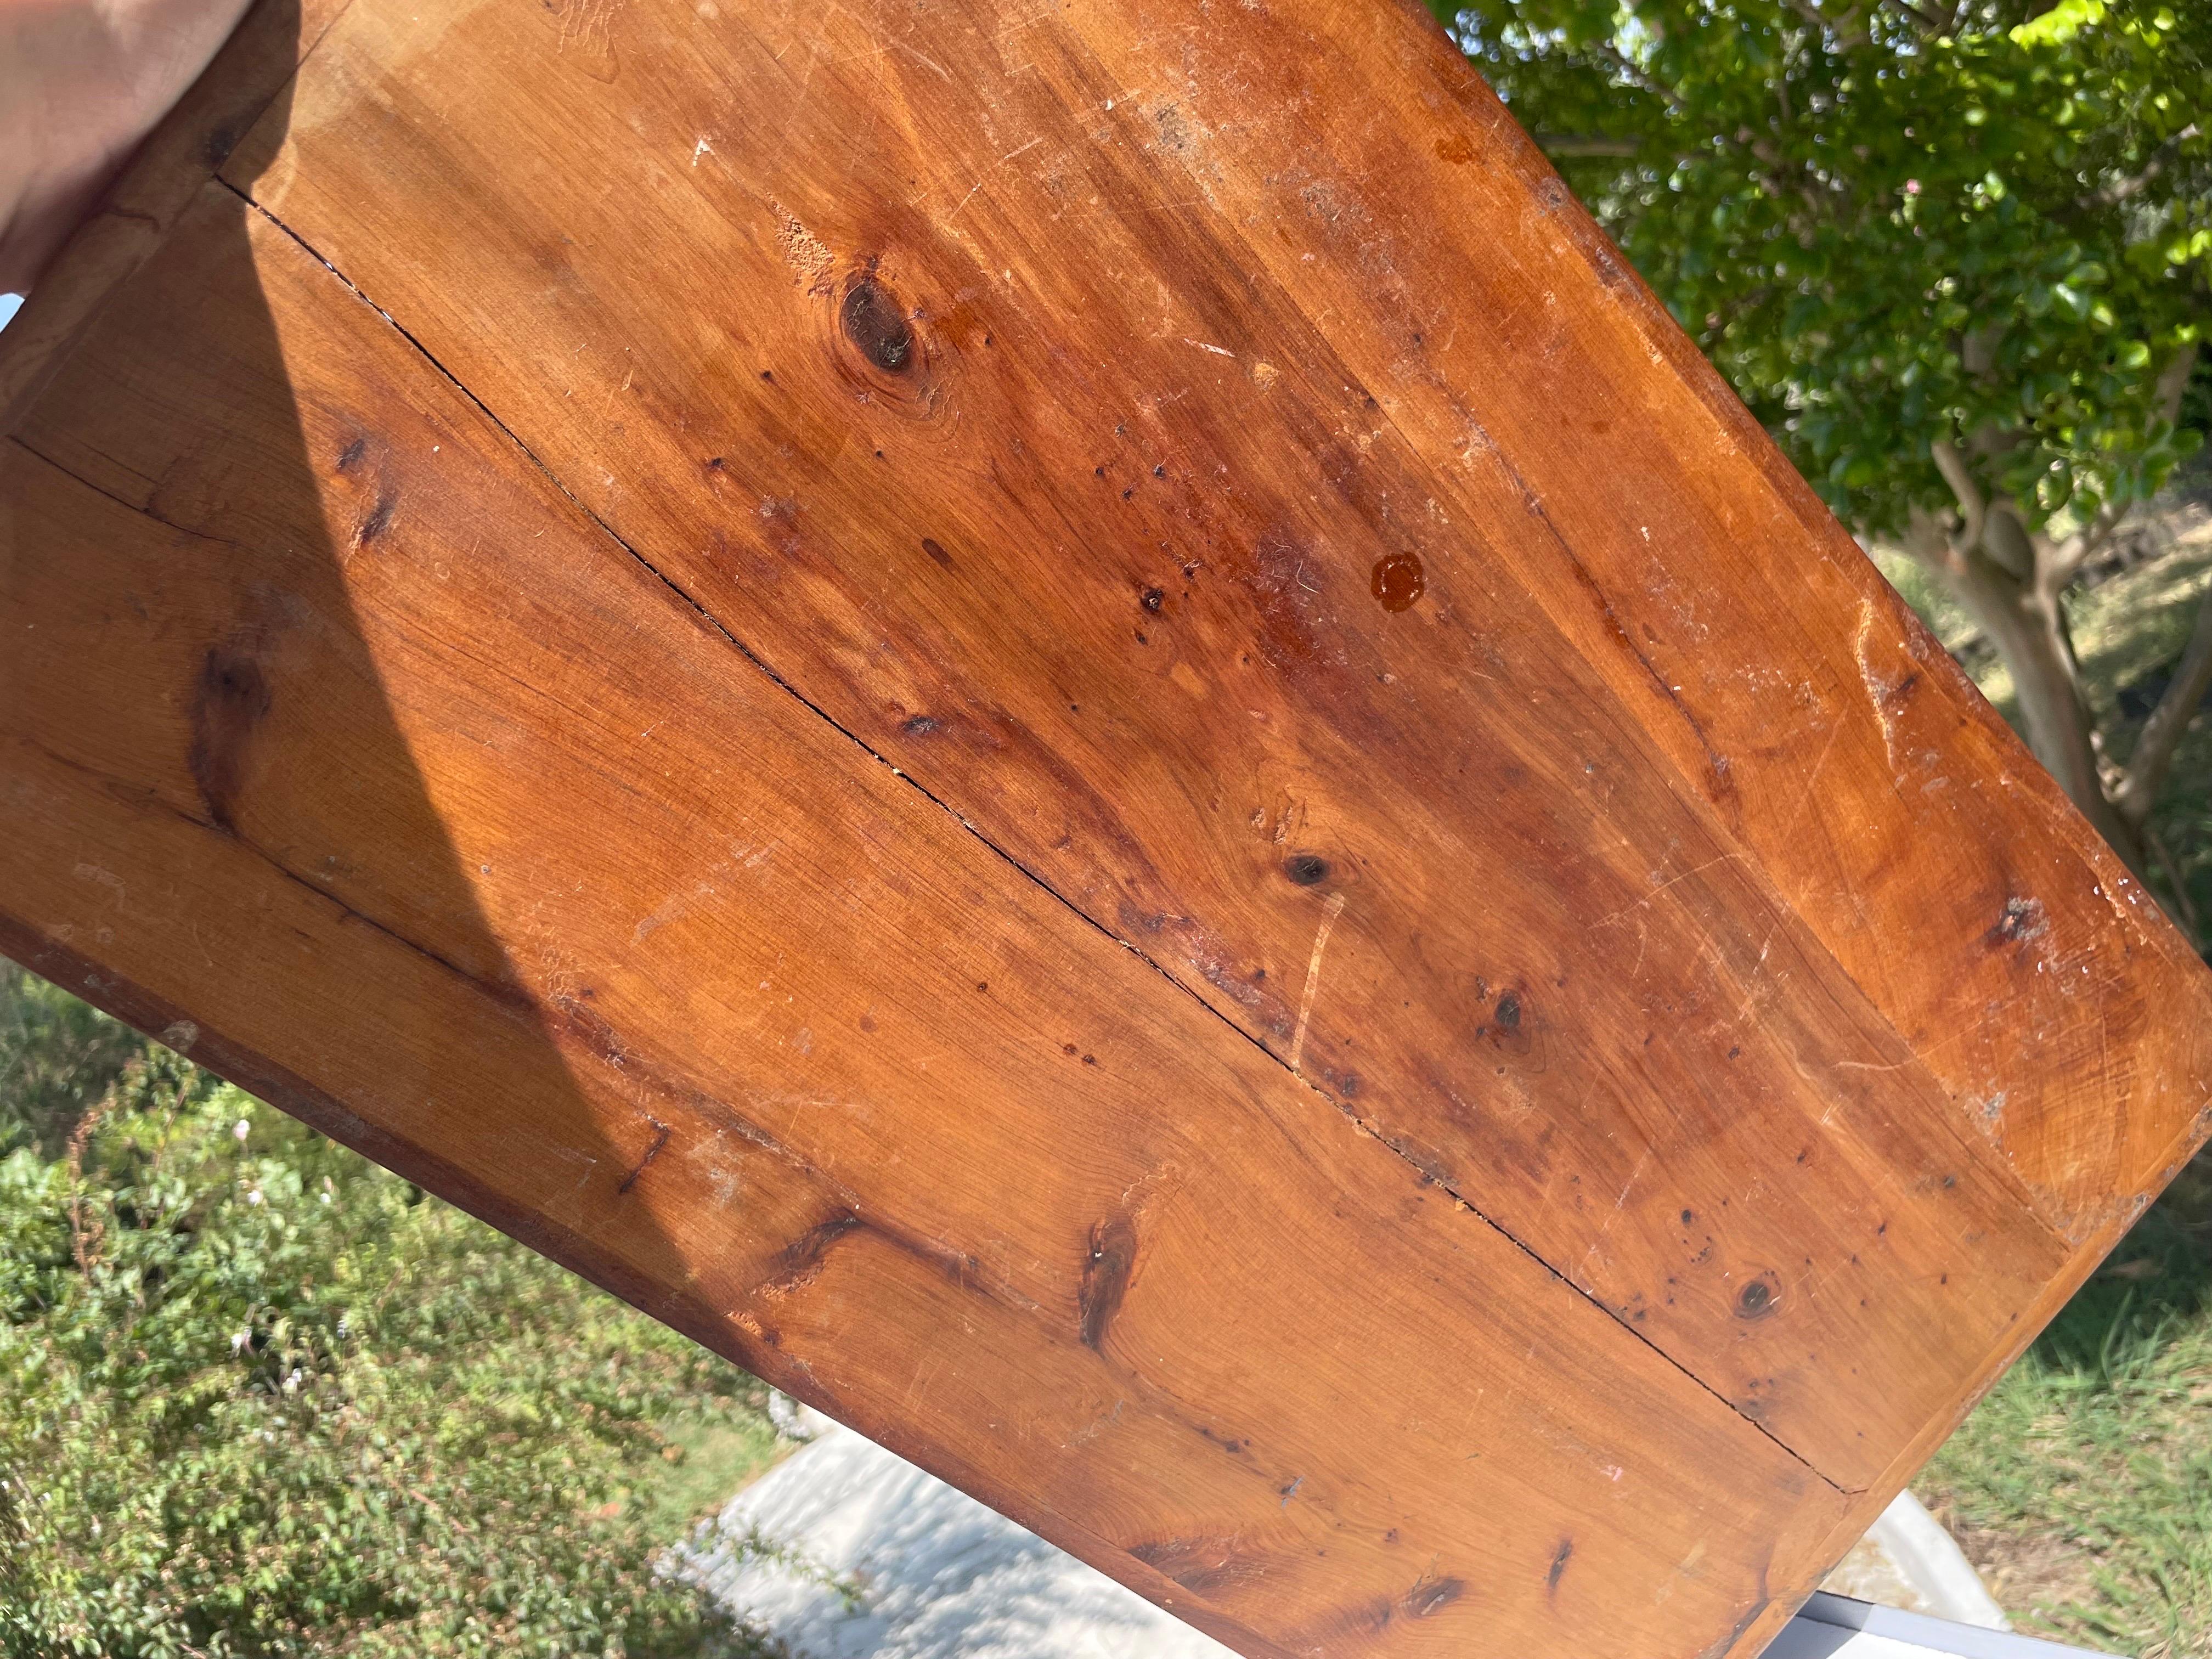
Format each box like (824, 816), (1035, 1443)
(1729, 917), (1783, 1028)
(551, 1146), (601, 1192)
(820, 0), (951, 81)
(772, 203), (837, 292)
(1854, 599), (1900, 770)
(617, 1117), (672, 1193)
(947, 136), (1047, 224)
(634, 881), (715, 943)
(1288, 891), (1346, 1075)
(1778, 720), (1842, 843)
(1588, 853), (1745, 931)
(1577, 1142), (1655, 1280)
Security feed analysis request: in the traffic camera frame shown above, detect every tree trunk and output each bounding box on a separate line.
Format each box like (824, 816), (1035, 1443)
(1906, 348), (2204, 916)
(1919, 520), (2149, 878)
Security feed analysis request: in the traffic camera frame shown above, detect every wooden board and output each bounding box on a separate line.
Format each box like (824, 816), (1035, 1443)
(4, 0), (2208, 1652)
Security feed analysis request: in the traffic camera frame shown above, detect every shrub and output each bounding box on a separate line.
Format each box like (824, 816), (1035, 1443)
(0, 964), (777, 1658)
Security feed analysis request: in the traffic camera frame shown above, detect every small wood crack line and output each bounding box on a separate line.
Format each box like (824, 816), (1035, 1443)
(224, 183), (1841, 1494)
(12, 710), (528, 1019)
(617, 1117), (672, 1193)
(7, 435), (248, 551)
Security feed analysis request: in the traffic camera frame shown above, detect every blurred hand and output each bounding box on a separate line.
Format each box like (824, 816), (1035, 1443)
(0, 0), (255, 294)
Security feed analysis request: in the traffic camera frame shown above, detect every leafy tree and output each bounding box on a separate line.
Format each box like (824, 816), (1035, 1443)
(1441, 0), (2211, 902)
(0, 963), (779, 1658)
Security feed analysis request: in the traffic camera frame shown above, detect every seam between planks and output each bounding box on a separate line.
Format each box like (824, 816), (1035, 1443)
(213, 176), (1846, 1493)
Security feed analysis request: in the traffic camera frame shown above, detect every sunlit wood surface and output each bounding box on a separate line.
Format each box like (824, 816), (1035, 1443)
(5, 0), (2209, 1653)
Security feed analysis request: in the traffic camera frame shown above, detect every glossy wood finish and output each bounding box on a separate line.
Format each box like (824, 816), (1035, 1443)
(4, 0), (2209, 1653)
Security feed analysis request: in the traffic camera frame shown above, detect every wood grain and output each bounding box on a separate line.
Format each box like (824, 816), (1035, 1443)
(3, 0), (2209, 1652)
(215, 0), (2204, 1486)
(5, 185), (1847, 1658)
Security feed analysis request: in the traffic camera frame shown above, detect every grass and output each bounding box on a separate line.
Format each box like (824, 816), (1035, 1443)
(1921, 1159), (2212, 1656)
(627, 1410), (792, 1542)
(1879, 491), (2212, 1656)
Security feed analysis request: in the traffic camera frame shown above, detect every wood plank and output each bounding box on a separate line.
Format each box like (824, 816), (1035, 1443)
(202, 0), (2208, 1492)
(4, 0), (2210, 1650)
(4, 180), (1848, 1659)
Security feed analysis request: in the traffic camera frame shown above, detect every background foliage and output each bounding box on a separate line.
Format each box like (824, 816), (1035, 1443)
(0, 963), (780, 1659)
(1441, 0), (2209, 540)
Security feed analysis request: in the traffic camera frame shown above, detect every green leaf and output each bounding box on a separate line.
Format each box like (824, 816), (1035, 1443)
(2011, 0), (2108, 49)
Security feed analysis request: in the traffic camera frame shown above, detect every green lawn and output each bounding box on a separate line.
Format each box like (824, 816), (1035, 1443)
(1886, 495), (2212, 1657)
(1921, 1158), (2212, 1657)
(627, 1410), (791, 1543)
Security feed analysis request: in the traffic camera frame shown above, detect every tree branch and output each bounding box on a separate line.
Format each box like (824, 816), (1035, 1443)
(1899, 508), (1967, 583)
(65, 1086), (115, 1276)
(1593, 41), (1685, 113)
(2114, 576), (2212, 830)
(2095, 124), (2201, 208)
(2044, 498), (2125, 592)
(1778, 0), (1871, 49)
(2154, 340), (2200, 427)
(1535, 134), (1644, 158)
(1929, 438), (1987, 555)
(1875, 0), (1948, 35)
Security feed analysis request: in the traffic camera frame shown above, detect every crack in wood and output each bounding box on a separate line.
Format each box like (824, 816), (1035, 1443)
(616, 1116), (672, 1193)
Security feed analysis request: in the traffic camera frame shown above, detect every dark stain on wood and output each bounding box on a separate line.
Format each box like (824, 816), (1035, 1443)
(354, 488), (397, 546)
(1736, 1274), (1780, 1321)
(1546, 1537), (1573, 1599)
(841, 275), (913, 373)
(1408, 1570), (1466, 1617)
(1987, 896), (2050, 949)
(1369, 551), (1424, 612)
(187, 645), (272, 832)
(201, 121), (243, 169)
(1079, 1215), (1138, 1350)
(782, 1208), (868, 1272)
